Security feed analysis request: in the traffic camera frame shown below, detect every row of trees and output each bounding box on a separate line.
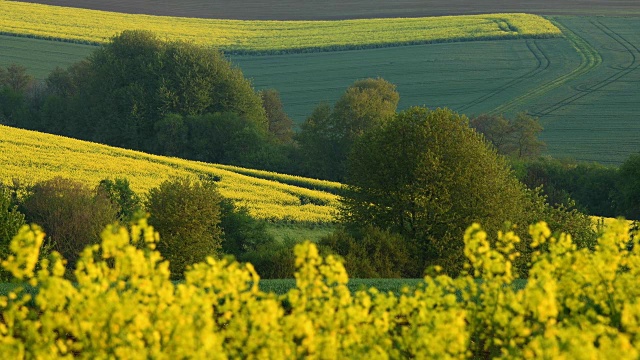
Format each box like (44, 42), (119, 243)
(512, 155), (640, 219)
(0, 177), (291, 280)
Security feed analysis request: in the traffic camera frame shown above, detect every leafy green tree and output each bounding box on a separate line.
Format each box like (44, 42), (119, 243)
(20, 177), (118, 269)
(297, 78), (399, 181)
(0, 64), (33, 93)
(97, 178), (143, 223)
(331, 78), (399, 141)
(0, 185), (26, 263)
(219, 198), (273, 257)
(146, 177), (223, 278)
(617, 154), (640, 220)
(343, 106), (534, 275)
(260, 89), (294, 143)
(40, 30), (266, 152)
(470, 112), (545, 158)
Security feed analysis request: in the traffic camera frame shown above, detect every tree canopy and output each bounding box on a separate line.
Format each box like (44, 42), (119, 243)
(43, 30), (267, 152)
(342, 106), (536, 274)
(297, 77), (399, 181)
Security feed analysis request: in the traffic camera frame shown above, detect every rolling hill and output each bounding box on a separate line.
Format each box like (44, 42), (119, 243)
(0, 125), (340, 224)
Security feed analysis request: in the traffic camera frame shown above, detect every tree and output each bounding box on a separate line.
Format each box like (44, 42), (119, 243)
(343, 106), (534, 275)
(318, 225), (414, 278)
(153, 113), (188, 157)
(296, 103), (338, 179)
(511, 112), (545, 158)
(20, 177), (118, 269)
(146, 177), (223, 278)
(617, 154), (640, 220)
(0, 185), (26, 267)
(0, 64), (33, 93)
(331, 78), (399, 140)
(0, 64), (35, 126)
(469, 114), (513, 154)
(260, 89), (294, 143)
(470, 112), (545, 158)
(97, 178), (143, 223)
(39, 30), (267, 152)
(297, 78), (399, 181)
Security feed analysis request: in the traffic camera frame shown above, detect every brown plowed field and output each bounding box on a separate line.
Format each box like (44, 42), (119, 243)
(12, 0), (640, 20)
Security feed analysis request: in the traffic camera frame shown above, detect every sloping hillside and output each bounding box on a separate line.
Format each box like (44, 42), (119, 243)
(0, 125), (340, 223)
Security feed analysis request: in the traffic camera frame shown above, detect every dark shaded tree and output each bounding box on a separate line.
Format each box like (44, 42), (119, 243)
(297, 78), (399, 181)
(318, 225), (414, 278)
(1, 64), (33, 93)
(20, 177), (118, 269)
(31, 30), (266, 152)
(470, 112), (545, 158)
(617, 154), (640, 220)
(296, 103), (338, 179)
(512, 157), (619, 217)
(0, 64), (35, 127)
(260, 89), (294, 143)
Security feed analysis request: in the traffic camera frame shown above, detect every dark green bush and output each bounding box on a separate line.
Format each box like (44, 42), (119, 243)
(97, 178), (142, 223)
(319, 226), (416, 278)
(239, 238), (296, 279)
(219, 198), (273, 258)
(20, 177), (118, 269)
(0, 184), (26, 280)
(146, 177), (223, 278)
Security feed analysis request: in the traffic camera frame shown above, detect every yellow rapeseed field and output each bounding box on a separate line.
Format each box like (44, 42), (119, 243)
(2, 219), (640, 357)
(0, 125), (339, 223)
(0, 0), (561, 52)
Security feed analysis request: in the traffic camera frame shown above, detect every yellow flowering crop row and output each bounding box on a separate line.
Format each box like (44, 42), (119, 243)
(1, 217), (639, 357)
(213, 164), (343, 193)
(0, 0), (561, 53)
(0, 125), (338, 223)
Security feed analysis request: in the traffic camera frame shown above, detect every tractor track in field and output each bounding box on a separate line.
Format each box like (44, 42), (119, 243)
(531, 20), (640, 117)
(457, 39), (550, 113)
(488, 17), (602, 116)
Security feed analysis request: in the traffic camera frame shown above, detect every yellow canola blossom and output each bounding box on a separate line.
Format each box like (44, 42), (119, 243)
(0, 125), (338, 223)
(1, 218), (640, 357)
(0, 0), (561, 52)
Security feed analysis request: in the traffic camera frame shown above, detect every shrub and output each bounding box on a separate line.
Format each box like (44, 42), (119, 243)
(146, 177), (223, 278)
(20, 177), (118, 269)
(318, 226), (415, 278)
(0, 185), (25, 280)
(219, 198), (273, 257)
(238, 238), (296, 279)
(97, 177), (142, 223)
